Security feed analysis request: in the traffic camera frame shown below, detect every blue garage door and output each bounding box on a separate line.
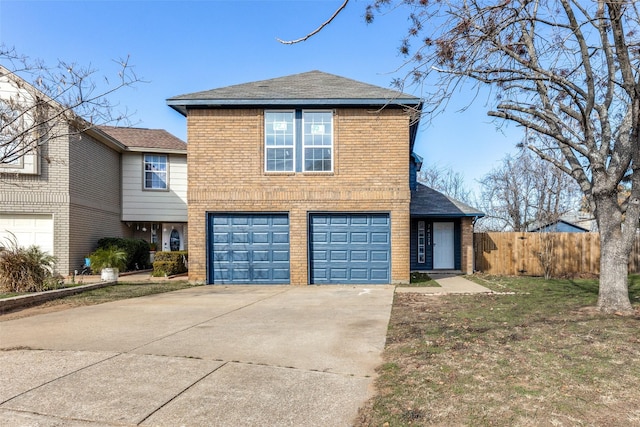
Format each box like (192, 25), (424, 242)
(309, 213), (391, 284)
(208, 213), (290, 284)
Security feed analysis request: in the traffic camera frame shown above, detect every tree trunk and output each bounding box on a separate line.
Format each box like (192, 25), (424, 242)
(598, 240), (633, 314)
(596, 197), (634, 314)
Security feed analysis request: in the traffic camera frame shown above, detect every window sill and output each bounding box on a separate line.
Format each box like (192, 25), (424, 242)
(264, 171), (296, 176)
(302, 171), (334, 176)
(142, 188), (170, 192)
(263, 171), (334, 176)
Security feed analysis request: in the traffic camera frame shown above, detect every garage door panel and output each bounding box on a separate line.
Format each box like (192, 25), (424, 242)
(273, 251), (289, 262)
(309, 213), (390, 285)
(272, 268), (290, 280)
(350, 269), (368, 280)
(312, 232), (327, 243)
(372, 216), (390, 225)
(253, 232), (269, 243)
(330, 232), (348, 243)
(272, 216), (289, 226)
(272, 232), (289, 244)
(351, 251), (368, 261)
(209, 214), (290, 285)
(253, 251), (270, 262)
(371, 251), (389, 261)
(351, 232), (368, 243)
(330, 250), (348, 261)
(371, 232), (389, 243)
(371, 269), (390, 280)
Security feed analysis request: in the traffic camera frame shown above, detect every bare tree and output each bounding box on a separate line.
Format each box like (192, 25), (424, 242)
(281, 0), (640, 314)
(418, 163), (472, 204)
(1, 45), (141, 166)
(478, 149), (581, 231)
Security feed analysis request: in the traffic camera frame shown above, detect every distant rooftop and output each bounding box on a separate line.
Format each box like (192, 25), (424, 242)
(167, 70), (422, 115)
(97, 126), (186, 152)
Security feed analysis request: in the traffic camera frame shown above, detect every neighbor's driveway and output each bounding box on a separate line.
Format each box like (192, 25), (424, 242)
(0, 285), (394, 426)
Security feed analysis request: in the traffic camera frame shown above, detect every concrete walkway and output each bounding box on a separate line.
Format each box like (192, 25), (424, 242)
(0, 285), (394, 426)
(396, 274), (493, 294)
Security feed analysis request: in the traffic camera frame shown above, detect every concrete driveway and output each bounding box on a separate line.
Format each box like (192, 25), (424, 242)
(0, 285), (394, 426)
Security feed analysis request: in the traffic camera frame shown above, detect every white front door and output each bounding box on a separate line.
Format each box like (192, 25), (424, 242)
(161, 223), (186, 251)
(433, 222), (455, 269)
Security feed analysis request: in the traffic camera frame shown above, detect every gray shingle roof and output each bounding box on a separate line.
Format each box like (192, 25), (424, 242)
(167, 70), (422, 115)
(97, 126), (186, 152)
(411, 183), (484, 217)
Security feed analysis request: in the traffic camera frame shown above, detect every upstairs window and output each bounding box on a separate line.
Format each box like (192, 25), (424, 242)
(265, 111), (295, 172)
(265, 110), (333, 173)
(303, 111), (333, 172)
(144, 154), (168, 190)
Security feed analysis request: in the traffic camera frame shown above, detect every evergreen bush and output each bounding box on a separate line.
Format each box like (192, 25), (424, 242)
(152, 251), (188, 277)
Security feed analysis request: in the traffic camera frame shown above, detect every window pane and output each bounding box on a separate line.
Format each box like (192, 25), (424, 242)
(304, 148), (332, 172)
(303, 112), (332, 171)
(266, 147), (293, 172)
(265, 111), (294, 172)
(265, 112), (294, 146)
(144, 154), (167, 189)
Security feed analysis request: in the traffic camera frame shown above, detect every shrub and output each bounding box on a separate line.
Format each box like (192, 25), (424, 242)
(88, 246), (127, 272)
(96, 237), (150, 270)
(0, 236), (61, 292)
(152, 251), (188, 277)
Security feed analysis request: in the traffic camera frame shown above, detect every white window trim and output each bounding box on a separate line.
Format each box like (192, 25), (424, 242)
(143, 153), (169, 191)
(302, 110), (333, 173)
(264, 110), (295, 173)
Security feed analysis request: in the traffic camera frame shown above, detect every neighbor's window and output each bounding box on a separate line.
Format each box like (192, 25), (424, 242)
(265, 111), (295, 172)
(144, 154), (168, 190)
(303, 111), (333, 172)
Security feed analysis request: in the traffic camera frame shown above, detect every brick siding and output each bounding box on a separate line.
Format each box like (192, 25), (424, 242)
(186, 108), (412, 284)
(461, 216), (475, 274)
(0, 124), (126, 275)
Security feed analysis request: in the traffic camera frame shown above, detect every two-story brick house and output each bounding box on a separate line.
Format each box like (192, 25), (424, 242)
(168, 70), (482, 285)
(0, 66), (187, 275)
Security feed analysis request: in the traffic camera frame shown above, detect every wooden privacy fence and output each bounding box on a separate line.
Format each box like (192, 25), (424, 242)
(474, 232), (640, 277)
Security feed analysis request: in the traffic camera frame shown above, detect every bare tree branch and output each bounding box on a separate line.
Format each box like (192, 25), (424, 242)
(1, 45), (143, 168)
(276, 0), (349, 44)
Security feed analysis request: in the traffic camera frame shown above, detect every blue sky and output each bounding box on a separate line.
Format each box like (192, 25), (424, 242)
(0, 0), (522, 195)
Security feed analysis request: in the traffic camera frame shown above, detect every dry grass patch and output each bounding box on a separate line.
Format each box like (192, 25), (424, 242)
(355, 275), (640, 426)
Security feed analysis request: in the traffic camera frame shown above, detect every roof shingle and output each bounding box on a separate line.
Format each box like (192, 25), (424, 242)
(97, 126), (186, 151)
(167, 70), (421, 114)
(411, 183), (484, 217)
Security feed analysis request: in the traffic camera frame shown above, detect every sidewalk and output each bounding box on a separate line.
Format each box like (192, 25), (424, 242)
(396, 274), (493, 294)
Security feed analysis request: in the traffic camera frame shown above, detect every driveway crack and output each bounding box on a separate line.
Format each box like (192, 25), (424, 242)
(136, 361), (228, 425)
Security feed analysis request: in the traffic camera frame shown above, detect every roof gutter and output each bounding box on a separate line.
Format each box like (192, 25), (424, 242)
(167, 98), (423, 116)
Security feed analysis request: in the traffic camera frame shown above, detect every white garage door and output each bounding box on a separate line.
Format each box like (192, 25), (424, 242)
(0, 214), (54, 254)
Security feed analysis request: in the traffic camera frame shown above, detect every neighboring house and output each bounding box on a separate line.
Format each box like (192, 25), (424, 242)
(0, 66), (186, 275)
(168, 70), (483, 285)
(98, 126), (188, 253)
(529, 219), (592, 233)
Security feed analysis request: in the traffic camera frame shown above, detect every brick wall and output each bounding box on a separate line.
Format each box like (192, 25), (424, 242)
(0, 123), (72, 273)
(186, 107), (412, 284)
(461, 216), (475, 274)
